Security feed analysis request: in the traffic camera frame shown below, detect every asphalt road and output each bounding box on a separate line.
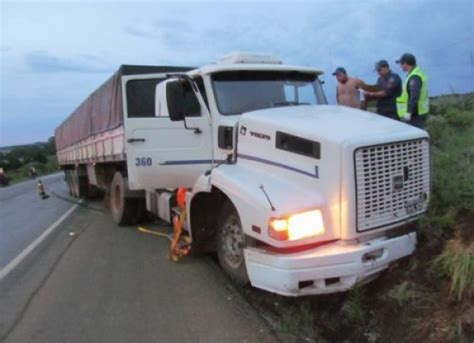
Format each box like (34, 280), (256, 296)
(0, 176), (277, 342)
(0, 173), (69, 271)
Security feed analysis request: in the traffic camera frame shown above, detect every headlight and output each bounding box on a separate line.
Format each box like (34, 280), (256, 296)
(269, 209), (324, 241)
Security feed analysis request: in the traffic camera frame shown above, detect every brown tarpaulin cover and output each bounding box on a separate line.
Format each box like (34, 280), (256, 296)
(55, 65), (193, 151)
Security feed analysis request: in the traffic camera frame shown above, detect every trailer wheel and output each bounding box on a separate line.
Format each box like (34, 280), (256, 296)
(217, 202), (254, 285)
(134, 198), (146, 223)
(69, 169), (88, 198)
(87, 184), (100, 199)
(71, 170), (80, 197)
(110, 172), (137, 226)
(65, 170), (75, 196)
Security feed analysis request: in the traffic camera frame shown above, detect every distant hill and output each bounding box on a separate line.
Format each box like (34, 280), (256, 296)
(0, 137), (57, 183)
(0, 140), (53, 153)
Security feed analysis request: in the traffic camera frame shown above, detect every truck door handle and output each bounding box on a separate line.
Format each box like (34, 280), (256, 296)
(127, 138), (146, 143)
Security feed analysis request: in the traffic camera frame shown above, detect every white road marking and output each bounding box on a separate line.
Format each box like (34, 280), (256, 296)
(0, 202), (81, 281)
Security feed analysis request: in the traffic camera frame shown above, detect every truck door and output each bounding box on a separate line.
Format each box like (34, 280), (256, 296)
(122, 73), (213, 190)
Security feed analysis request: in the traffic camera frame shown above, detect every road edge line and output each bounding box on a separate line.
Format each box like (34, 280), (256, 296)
(0, 202), (81, 281)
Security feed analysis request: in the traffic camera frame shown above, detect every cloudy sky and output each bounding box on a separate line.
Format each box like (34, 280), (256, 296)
(0, 0), (473, 147)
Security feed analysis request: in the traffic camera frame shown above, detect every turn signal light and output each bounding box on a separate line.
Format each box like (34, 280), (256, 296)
(269, 210), (324, 241)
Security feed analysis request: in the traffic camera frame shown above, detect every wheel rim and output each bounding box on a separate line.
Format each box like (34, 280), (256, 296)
(114, 184), (121, 210)
(221, 215), (244, 269)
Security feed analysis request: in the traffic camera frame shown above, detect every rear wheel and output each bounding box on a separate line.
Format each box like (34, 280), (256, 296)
(134, 198), (147, 223)
(70, 169), (89, 198)
(66, 170), (80, 197)
(65, 170), (75, 196)
(71, 171), (80, 197)
(217, 202), (254, 285)
(67, 168), (99, 199)
(110, 172), (137, 226)
(86, 184), (100, 199)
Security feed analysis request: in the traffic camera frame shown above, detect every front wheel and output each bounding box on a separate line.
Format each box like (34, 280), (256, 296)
(217, 202), (254, 285)
(109, 171), (137, 226)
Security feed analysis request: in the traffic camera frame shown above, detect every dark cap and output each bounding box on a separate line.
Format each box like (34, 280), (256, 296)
(332, 67), (347, 75)
(396, 53), (416, 65)
(375, 59), (389, 71)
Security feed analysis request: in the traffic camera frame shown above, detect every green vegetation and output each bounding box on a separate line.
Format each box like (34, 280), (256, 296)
(0, 137), (58, 183)
(341, 287), (367, 324)
(434, 239), (474, 302)
(448, 320), (469, 343)
(423, 93), (474, 306)
(387, 281), (421, 307)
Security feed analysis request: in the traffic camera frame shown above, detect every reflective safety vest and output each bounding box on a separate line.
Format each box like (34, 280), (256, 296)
(396, 66), (429, 118)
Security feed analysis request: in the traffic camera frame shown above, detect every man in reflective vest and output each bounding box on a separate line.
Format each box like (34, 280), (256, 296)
(396, 53), (429, 128)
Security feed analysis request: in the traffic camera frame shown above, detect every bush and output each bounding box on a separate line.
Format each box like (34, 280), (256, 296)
(420, 109), (474, 244)
(388, 281), (421, 307)
(421, 95), (474, 306)
(341, 288), (367, 324)
(434, 239), (474, 302)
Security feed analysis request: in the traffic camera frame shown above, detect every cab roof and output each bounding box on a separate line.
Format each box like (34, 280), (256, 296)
(188, 63), (324, 77)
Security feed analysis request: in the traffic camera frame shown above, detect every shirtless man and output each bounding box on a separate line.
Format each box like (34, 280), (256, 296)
(333, 67), (367, 109)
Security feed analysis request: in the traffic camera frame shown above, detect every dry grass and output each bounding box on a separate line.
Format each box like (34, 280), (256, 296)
(434, 238), (474, 302)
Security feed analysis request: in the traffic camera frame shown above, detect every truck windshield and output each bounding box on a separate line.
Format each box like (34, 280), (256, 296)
(211, 71), (328, 115)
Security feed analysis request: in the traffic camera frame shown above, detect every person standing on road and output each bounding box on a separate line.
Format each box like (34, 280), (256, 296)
(0, 167), (8, 187)
(364, 60), (402, 120)
(395, 53), (429, 128)
(333, 67), (368, 109)
(30, 166), (37, 179)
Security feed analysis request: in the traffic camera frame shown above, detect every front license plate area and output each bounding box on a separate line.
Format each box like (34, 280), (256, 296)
(404, 196), (425, 214)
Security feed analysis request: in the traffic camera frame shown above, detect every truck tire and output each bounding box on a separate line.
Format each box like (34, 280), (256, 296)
(134, 198), (146, 223)
(69, 169), (88, 198)
(110, 172), (137, 226)
(70, 170), (80, 197)
(217, 202), (254, 285)
(86, 184), (100, 199)
(65, 170), (75, 196)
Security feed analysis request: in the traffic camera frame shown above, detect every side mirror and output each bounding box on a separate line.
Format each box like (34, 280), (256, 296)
(166, 80), (201, 122)
(218, 126), (234, 149)
(166, 81), (185, 121)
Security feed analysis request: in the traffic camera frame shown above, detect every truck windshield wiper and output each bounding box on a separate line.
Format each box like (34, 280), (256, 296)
(272, 101), (311, 108)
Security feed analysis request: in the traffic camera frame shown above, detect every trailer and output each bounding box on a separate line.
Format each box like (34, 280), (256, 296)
(56, 64), (192, 222)
(56, 54), (431, 296)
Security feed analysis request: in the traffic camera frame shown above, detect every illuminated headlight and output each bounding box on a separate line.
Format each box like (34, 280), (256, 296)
(269, 209), (325, 241)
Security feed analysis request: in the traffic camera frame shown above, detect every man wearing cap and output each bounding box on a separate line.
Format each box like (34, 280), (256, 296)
(396, 53), (429, 128)
(365, 60), (402, 120)
(333, 67), (367, 109)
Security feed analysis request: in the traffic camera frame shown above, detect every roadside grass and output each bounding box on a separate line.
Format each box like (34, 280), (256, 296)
(430, 92), (474, 115)
(387, 281), (421, 307)
(418, 110), (474, 246)
(447, 320), (469, 343)
(7, 155), (58, 184)
(278, 300), (323, 342)
(434, 238), (474, 302)
(341, 287), (367, 324)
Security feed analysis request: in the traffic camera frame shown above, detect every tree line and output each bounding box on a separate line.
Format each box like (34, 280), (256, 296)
(0, 137), (56, 172)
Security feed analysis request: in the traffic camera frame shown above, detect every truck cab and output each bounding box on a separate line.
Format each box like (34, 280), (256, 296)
(120, 53), (430, 296)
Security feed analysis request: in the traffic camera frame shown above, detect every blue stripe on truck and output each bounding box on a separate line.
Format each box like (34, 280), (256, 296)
(237, 154), (319, 179)
(160, 160), (214, 165)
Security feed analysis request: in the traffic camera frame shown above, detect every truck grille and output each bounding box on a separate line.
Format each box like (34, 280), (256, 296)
(354, 138), (430, 232)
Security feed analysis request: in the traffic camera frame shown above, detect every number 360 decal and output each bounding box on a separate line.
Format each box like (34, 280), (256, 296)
(135, 157), (152, 167)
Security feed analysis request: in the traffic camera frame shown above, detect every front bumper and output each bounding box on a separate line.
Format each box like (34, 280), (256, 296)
(244, 232), (417, 296)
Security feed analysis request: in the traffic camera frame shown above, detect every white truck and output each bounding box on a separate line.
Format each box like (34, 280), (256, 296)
(55, 53), (430, 296)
